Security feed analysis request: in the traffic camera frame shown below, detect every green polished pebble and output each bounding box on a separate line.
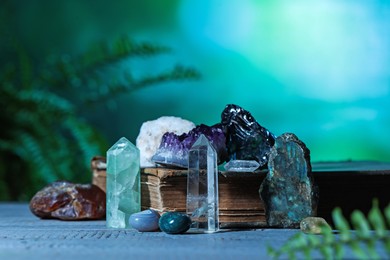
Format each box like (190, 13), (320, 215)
(159, 212), (192, 234)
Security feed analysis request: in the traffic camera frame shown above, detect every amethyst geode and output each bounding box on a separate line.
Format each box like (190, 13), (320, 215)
(151, 124), (228, 168)
(221, 104), (275, 167)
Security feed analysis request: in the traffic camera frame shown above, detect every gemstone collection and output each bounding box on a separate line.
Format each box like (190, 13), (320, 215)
(31, 103), (317, 235)
(107, 105), (316, 233)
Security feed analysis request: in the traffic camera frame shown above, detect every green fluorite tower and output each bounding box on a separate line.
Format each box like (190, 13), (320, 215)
(106, 137), (140, 228)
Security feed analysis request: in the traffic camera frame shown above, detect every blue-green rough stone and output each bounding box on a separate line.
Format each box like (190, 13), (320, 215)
(129, 209), (160, 232)
(158, 212), (192, 234)
(259, 133), (319, 228)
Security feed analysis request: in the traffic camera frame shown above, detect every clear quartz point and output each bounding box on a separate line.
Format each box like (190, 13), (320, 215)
(186, 134), (219, 233)
(106, 137), (140, 228)
(224, 160), (260, 172)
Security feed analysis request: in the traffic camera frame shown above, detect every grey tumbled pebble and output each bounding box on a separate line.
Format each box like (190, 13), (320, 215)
(129, 209), (160, 232)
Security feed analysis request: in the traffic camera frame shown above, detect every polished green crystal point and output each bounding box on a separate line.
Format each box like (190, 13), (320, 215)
(106, 137), (140, 228)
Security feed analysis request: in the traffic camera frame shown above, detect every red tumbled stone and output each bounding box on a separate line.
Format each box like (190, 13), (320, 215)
(30, 181), (106, 220)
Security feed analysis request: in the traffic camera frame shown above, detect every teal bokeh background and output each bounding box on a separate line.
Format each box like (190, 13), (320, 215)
(99, 0), (390, 162)
(2, 0), (390, 200)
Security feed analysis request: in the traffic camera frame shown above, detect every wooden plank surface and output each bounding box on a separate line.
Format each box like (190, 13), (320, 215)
(2, 161), (390, 259)
(0, 203), (389, 259)
(0, 203), (297, 259)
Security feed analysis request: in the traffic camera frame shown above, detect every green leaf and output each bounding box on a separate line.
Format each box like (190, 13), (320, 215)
(321, 223), (334, 244)
(332, 207), (351, 240)
(287, 251), (296, 260)
(306, 234), (321, 247)
(366, 240), (381, 259)
(384, 204), (390, 227)
(385, 239), (390, 254)
(351, 210), (371, 239)
(266, 245), (277, 258)
(334, 243), (344, 260)
(302, 246), (311, 259)
(349, 241), (368, 259)
(266, 203), (390, 259)
(368, 199), (386, 237)
(319, 246), (333, 260)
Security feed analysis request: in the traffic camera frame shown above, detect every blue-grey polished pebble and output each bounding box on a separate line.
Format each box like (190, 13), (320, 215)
(158, 212), (192, 234)
(129, 209), (160, 232)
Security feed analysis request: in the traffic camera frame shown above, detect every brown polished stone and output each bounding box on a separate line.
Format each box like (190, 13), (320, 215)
(30, 181), (106, 220)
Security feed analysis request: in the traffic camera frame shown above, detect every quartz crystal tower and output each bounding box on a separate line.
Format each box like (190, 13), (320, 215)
(186, 134), (219, 233)
(106, 137), (140, 228)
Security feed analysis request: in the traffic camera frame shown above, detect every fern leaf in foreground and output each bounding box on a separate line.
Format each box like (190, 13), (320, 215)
(267, 200), (390, 259)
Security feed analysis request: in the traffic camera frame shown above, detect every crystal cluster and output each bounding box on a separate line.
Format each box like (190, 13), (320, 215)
(147, 104), (275, 169)
(30, 181), (106, 220)
(152, 124), (228, 168)
(136, 116), (195, 167)
(186, 134), (219, 233)
(259, 133), (318, 228)
(221, 104), (275, 167)
(106, 137), (140, 228)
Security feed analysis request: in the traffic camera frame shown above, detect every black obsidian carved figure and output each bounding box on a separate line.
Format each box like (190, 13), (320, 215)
(221, 104), (275, 167)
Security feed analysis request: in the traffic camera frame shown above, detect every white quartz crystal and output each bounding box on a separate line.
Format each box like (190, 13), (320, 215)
(136, 116), (195, 167)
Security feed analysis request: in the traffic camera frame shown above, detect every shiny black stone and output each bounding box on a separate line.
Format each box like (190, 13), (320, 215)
(221, 104), (275, 167)
(259, 133), (319, 228)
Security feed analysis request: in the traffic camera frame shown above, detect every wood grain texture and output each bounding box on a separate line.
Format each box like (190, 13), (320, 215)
(0, 203), (296, 259)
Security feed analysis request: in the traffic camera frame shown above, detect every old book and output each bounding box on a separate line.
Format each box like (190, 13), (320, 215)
(91, 159), (390, 228)
(141, 167), (266, 228)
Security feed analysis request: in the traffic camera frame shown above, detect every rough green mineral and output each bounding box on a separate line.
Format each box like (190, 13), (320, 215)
(106, 137), (140, 228)
(259, 133), (319, 228)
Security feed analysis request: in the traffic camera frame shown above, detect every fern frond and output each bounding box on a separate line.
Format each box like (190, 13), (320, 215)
(46, 37), (171, 85)
(267, 200), (390, 259)
(1, 33), (200, 200)
(0, 82), (105, 199)
(63, 117), (107, 171)
(84, 64), (201, 103)
(80, 37), (171, 70)
(39, 37), (200, 106)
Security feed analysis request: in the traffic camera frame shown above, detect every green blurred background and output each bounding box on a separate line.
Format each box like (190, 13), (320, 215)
(1, 0), (389, 200)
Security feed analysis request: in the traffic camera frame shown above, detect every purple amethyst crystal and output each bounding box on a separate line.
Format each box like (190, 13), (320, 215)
(151, 124), (228, 168)
(221, 104), (275, 167)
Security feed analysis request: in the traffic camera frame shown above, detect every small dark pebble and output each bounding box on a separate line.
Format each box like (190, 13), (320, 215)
(159, 212), (192, 234)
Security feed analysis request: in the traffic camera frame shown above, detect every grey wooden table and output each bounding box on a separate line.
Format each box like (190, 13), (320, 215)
(0, 203), (387, 259)
(0, 203), (297, 259)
